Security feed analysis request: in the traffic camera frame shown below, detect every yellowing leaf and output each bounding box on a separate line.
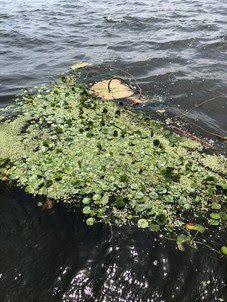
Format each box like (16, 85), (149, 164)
(221, 246), (227, 255)
(186, 223), (195, 230)
(71, 62), (91, 70)
(177, 242), (185, 252)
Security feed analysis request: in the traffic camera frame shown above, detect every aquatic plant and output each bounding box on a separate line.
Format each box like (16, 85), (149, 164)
(0, 75), (226, 254)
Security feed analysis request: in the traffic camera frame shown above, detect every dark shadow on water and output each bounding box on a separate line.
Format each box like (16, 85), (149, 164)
(0, 183), (226, 302)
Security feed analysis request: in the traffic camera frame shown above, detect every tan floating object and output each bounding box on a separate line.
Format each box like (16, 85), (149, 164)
(91, 79), (134, 100)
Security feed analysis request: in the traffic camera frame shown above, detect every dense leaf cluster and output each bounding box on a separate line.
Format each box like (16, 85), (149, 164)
(0, 76), (226, 252)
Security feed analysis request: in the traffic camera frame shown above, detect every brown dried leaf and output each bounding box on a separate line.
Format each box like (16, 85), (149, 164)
(90, 79), (134, 100)
(42, 198), (53, 210)
(128, 95), (145, 104)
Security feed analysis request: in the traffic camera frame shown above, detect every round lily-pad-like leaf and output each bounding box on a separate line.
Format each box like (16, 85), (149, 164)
(208, 219), (219, 226)
(183, 203), (191, 210)
(164, 195), (174, 203)
(193, 224), (205, 233)
(83, 206), (91, 215)
(91, 79), (134, 100)
(135, 191), (145, 199)
(220, 211), (227, 220)
(221, 246), (227, 255)
(138, 218), (149, 228)
(93, 194), (101, 201)
(177, 234), (190, 244)
(86, 217), (95, 226)
(211, 202), (221, 210)
(135, 204), (146, 212)
(82, 197), (91, 205)
(149, 192), (159, 199)
(149, 224), (160, 232)
(210, 213), (220, 220)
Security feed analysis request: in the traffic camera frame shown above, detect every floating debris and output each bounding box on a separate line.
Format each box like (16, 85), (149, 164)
(71, 62), (91, 70)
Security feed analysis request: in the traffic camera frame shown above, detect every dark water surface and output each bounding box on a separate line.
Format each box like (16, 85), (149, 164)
(0, 184), (226, 302)
(0, 0), (227, 138)
(0, 0), (227, 301)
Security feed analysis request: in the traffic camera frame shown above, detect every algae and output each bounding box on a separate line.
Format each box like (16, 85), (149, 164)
(0, 75), (226, 253)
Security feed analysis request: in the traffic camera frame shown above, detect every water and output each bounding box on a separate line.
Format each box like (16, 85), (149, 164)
(0, 184), (226, 302)
(0, 0), (227, 301)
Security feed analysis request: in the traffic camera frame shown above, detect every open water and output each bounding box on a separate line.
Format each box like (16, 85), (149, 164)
(0, 0), (226, 301)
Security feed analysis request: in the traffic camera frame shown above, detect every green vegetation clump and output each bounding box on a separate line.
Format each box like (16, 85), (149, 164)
(0, 76), (226, 251)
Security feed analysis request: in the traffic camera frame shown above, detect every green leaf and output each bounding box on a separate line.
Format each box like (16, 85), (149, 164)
(177, 234), (191, 244)
(219, 211), (227, 220)
(135, 204), (146, 212)
(166, 225), (174, 232)
(71, 62), (90, 70)
(115, 196), (125, 208)
(208, 219), (219, 226)
(138, 219), (149, 228)
(183, 203), (191, 210)
(210, 213), (220, 220)
(211, 203), (221, 210)
(54, 173), (63, 181)
(155, 213), (167, 225)
(177, 242), (185, 252)
(56, 127), (63, 134)
(164, 195), (174, 203)
(89, 210), (97, 217)
(25, 186), (32, 193)
(193, 224), (205, 233)
(82, 197), (91, 205)
(221, 246), (227, 255)
(37, 202), (43, 207)
(93, 194), (101, 201)
(120, 174), (128, 182)
(86, 217), (95, 226)
(149, 192), (159, 199)
(83, 206), (91, 215)
(148, 209), (156, 216)
(149, 224), (160, 232)
(156, 186), (167, 194)
(101, 194), (109, 205)
(207, 186), (215, 196)
(98, 207), (107, 215)
(135, 191), (144, 199)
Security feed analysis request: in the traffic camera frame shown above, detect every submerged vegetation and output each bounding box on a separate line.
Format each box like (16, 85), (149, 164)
(0, 75), (226, 254)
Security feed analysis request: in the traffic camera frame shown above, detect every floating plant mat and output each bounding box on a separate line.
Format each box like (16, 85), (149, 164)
(0, 75), (226, 255)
